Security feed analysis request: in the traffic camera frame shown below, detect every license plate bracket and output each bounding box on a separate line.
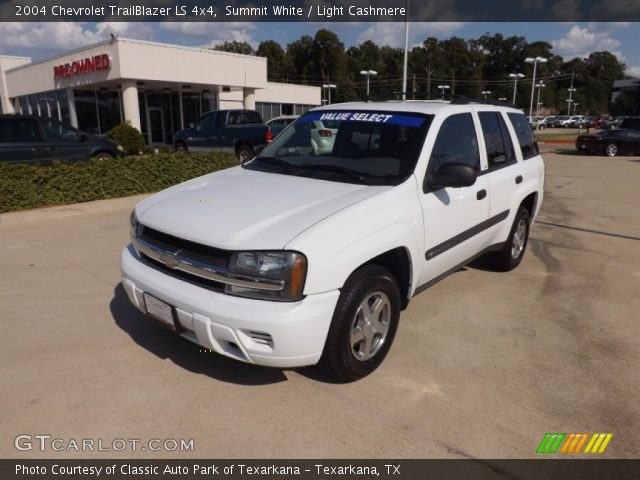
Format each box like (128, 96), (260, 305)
(143, 293), (181, 332)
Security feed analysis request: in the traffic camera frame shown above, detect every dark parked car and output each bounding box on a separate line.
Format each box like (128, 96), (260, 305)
(576, 129), (640, 156)
(173, 109), (285, 163)
(0, 114), (123, 164)
(620, 116), (640, 131)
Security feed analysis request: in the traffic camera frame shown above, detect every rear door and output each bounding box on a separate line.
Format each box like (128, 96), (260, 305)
(418, 112), (491, 285)
(40, 118), (90, 161)
(477, 111), (521, 246)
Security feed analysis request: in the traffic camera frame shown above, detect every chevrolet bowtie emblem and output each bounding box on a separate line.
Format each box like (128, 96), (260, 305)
(159, 250), (181, 269)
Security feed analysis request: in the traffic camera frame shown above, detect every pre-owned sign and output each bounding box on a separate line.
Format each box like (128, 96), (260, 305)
(53, 54), (110, 79)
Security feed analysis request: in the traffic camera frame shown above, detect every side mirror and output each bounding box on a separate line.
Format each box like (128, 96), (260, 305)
(188, 123), (195, 129)
(79, 132), (87, 142)
(428, 163), (477, 189)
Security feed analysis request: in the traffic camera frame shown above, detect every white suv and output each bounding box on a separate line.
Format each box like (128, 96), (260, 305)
(121, 100), (545, 381)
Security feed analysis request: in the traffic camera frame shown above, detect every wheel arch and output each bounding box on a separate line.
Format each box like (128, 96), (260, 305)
(358, 247), (413, 310)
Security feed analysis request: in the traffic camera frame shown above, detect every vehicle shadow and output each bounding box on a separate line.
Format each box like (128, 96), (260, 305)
(110, 283), (290, 386)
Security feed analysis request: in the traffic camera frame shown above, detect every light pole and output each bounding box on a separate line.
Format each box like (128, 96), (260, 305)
(535, 81), (546, 116)
(437, 85), (450, 99)
(574, 103), (579, 115)
(359, 70), (377, 97)
(322, 84), (336, 104)
(481, 90), (492, 99)
(567, 87), (576, 115)
(509, 73), (525, 104)
(401, 0), (410, 101)
(525, 56), (547, 121)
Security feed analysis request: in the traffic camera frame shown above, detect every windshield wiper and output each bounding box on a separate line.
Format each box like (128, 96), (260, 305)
(296, 164), (371, 184)
(248, 156), (294, 173)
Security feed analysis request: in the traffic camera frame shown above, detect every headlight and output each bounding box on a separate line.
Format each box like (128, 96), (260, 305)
(130, 210), (139, 238)
(226, 251), (307, 302)
(117, 145), (125, 152)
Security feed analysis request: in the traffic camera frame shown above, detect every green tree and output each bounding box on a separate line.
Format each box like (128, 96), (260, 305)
(212, 41), (254, 55)
(256, 40), (291, 82)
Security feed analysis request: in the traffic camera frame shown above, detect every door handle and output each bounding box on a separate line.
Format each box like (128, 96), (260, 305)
(515, 175), (523, 184)
(476, 189), (487, 200)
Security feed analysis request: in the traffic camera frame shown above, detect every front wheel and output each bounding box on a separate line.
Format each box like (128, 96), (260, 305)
(175, 142), (188, 153)
(488, 206), (531, 271)
(91, 152), (114, 161)
(321, 265), (401, 382)
(605, 143), (618, 157)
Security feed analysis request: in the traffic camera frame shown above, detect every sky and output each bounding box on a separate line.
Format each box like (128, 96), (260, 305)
(1, 22), (639, 76)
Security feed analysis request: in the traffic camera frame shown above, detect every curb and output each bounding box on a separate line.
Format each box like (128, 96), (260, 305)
(0, 194), (150, 227)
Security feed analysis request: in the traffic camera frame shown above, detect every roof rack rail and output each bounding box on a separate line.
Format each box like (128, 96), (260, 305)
(449, 95), (516, 108)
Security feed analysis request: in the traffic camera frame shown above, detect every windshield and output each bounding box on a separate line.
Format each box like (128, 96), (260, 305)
(245, 110), (433, 185)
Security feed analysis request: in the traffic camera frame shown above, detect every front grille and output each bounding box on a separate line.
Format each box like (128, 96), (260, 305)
(137, 224), (231, 292)
(140, 253), (226, 293)
(140, 225), (230, 267)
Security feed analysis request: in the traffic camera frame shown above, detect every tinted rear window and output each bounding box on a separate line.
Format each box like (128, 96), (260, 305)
(507, 113), (538, 160)
(0, 118), (41, 143)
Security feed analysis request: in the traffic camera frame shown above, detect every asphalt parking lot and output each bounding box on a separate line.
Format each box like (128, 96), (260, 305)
(1, 149), (639, 459)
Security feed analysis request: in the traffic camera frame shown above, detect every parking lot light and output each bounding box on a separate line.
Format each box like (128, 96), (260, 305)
(359, 70), (377, 97)
(509, 73), (525, 104)
(437, 84), (450, 99)
(525, 57), (547, 121)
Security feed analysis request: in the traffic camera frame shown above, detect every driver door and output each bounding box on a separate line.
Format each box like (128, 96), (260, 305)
(418, 112), (491, 286)
(40, 118), (89, 162)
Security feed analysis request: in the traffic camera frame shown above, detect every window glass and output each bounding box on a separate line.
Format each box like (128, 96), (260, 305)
(429, 113), (480, 172)
(96, 91), (121, 135)
(198, 112), (214, 130)
(74, 89), (99, 135)
(507, 113), (538, 160)
(41, 118), (80, 141)
(246, 111), (262, 124)
(479, 111), (516, 168)
(57, 90), (70, 125)
(0, 119), (13, 142)
(249, 110), (432, 185)
(0, 118), (42, 142)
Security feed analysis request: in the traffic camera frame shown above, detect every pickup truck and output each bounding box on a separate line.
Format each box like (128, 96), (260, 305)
(173, 109), (283, 162)
(122, 100), (545, 381)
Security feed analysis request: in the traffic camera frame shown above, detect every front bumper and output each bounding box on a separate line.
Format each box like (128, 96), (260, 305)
(120, 245), (340, 368)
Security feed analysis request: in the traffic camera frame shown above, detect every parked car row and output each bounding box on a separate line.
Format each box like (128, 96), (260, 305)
(530, 114), (632, 130)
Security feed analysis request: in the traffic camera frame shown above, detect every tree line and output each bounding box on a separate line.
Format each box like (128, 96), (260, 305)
(213, 29), (635, 115)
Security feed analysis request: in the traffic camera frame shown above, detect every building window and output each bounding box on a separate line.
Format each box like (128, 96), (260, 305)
(74, 89), (100, 135)
(57, 90), (70, 125)
(182, 92), (201, 128)
(96, 90), (121, 134)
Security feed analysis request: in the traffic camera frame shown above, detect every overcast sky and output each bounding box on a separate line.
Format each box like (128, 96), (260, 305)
(1, 22), (639, 76)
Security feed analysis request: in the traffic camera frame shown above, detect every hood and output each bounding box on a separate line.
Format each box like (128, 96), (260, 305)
(136, 166), (389, 250)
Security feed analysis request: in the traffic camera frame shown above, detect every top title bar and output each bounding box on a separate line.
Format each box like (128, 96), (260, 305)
(1, 0), (640, 22)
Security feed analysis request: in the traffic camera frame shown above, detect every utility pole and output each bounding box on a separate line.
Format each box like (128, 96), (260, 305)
(426, 61), (434, 99)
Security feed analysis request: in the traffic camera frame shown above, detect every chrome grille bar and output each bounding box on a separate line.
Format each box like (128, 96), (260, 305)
(132, 236), (284, 292)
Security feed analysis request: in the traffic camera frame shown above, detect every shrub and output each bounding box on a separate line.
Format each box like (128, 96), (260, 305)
(0, 152), (238, 213)
(106, 122), (146, 154)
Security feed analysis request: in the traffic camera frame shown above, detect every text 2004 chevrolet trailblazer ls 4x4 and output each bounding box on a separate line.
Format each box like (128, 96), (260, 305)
(121, 100), (544, 381)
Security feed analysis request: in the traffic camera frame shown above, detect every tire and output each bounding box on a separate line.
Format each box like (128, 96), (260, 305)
(321, 265), (401, 382)
(175, 142), (188, 153)
(488, 206), (531, 272)
(91, 152), (114, 161)
(237, 145), (254, 163)
(605, 143), (618, 157)
(539, 124), (545, 130)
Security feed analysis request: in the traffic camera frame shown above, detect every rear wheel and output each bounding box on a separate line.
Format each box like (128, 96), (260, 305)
(237, 145), (254, 163)
(488, 206), (530, 272)
(321, 265), (401, 382)
(605, 143), (618, 157)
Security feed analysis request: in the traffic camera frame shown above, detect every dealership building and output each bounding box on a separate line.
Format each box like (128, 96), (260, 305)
(0, 37), (321, 144)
